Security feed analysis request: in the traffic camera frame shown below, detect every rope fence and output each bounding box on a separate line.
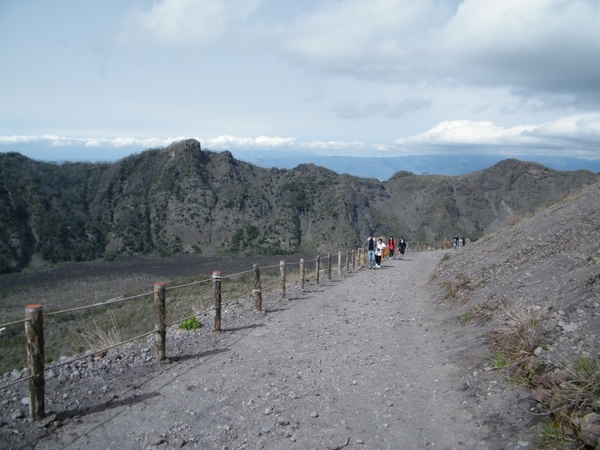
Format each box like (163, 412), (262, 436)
(0, 242), (450, 420)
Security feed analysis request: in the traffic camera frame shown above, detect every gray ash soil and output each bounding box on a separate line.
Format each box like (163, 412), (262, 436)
(1, 251), (535, 450)
(1, 253), (313, 291)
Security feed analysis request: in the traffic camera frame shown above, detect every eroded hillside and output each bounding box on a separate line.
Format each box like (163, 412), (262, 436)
(433, 180), (600, 446)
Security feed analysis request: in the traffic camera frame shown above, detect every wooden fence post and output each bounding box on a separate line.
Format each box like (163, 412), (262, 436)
(213, 271), (222, 331)
(153, 282), (166, 361)
(300, 258), (305, 291)
(327, 253), (332, 281)
(279, 260), (286, 299)
(253, 263), (262, 311)
(316, 255), (321, 285)
(25, 304), (44, 420)
(338, 251), (342, 276)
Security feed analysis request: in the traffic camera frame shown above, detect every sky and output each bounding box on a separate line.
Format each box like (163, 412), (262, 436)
(1, 0), (600, 163)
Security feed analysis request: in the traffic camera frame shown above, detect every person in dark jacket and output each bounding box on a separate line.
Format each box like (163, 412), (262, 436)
(362, 234), (376, 269)
(398, 237), (407, 260)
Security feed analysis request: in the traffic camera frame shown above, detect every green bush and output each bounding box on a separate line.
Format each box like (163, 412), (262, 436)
(179, 317), (202, 330)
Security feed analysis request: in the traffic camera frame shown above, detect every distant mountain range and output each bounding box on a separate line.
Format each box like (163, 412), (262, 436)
(230, 150), (600, 179)
(1, 139), (598, 274)
(3, 145), (599, 179)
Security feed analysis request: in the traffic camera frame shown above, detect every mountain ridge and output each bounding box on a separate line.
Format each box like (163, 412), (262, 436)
(1, 139), (598, 274)
(230, 150), (600, 179)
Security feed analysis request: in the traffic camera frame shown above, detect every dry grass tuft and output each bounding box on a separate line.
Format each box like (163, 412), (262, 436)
(442, 272), (471, 303)
(486, 304), (546, 380)
(80, 311), (124, 352)
(459, 302), (497, 324)
(552, 356), (600, 423)
(506, 214), (522, 227)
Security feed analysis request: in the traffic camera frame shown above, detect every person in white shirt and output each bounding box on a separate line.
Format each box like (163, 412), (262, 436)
(375, 238), (386, 268)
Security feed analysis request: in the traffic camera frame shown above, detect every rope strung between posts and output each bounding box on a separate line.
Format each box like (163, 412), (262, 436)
(0, 318), (27, 329)
(5, 256), (325, 323)
(0, 375), (32, 391)
(0, 254), (335, 379)
(167, 276), (213, 290)
(45, 291), (154, 317)
(166, 304), (216, 328)
(47, 328), (158, 372)
(219, 268), (255, 280)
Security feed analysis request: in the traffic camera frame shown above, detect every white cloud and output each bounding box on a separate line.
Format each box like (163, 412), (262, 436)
(117, 0), (262, 48)
(0, 135), (45, 145)
(205, 135), (296, 148)
(281, 0), (600, 106)
(398, 113), (600, 156)
(2, 114), (600, 159)
(439, 0), (600, 93)
(532, 113), (600, 142)
(401, 120), (538, 145)
(0, 135), (184, 149)
(284, 0), (438, 78)
(299, 140), (370, 151)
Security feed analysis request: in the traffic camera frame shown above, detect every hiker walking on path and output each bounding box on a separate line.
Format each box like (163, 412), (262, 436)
(375, 238), (386, 268)
(362, 233), (376, 269)
(398, 237), (407, 260)
(387, 236), (396, 259)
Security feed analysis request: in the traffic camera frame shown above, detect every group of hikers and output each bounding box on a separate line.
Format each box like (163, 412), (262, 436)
(453, 235), (473, 249)
(361, 234), (406, 269)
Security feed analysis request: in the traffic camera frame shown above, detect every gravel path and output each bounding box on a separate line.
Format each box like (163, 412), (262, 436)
(6, 251), (533, 449)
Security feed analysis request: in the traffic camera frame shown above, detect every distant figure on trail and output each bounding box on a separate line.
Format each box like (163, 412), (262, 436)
(362, 233), (376, 269)
(375, 238), (387, 268)
(387, 236), (396, 259)
(453, 235), (459, 249)
(398, 237), (407, 260)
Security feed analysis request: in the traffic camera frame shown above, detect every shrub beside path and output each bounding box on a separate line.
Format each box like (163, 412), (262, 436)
(10, 251), (534, 449)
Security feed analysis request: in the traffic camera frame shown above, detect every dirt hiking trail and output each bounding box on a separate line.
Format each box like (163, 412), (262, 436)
(18, 251), (533, 450)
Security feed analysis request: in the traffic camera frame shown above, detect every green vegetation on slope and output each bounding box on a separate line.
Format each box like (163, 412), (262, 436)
(0, 140), (598, 274)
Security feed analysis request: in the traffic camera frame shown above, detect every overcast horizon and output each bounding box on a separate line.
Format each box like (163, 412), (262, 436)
(2, 1), (600, 164)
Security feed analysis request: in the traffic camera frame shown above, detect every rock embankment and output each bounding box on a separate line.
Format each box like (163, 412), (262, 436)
(434, 180), (600, 448)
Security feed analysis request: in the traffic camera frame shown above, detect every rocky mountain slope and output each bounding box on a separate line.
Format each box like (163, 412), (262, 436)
(433, 179), (600, 446)
(1, 139), (598, 274)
